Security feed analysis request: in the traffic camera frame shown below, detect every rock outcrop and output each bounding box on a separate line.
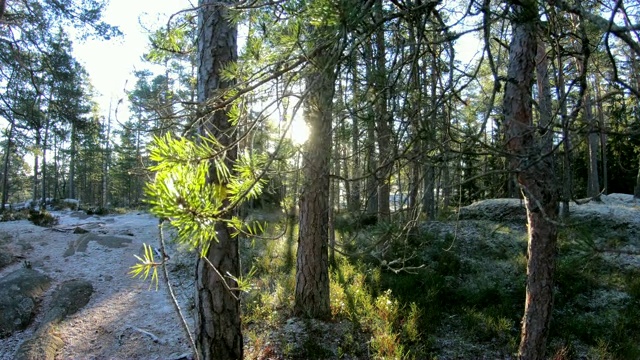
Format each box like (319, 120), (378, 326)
(14, 279), (93, 360)
(0, 268), (52, 338)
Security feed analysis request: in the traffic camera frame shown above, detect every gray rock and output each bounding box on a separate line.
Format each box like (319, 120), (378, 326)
(64, 233), (132, 257)
(0, 268), (52, 338)
(72, 227), (89, 234)
(0, 251), (14, 270)
(14, 279), (93, 360)
(458, 198), (526, 222)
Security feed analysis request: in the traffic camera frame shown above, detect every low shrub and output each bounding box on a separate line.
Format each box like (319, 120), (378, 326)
(0, 209), (29, 222)
(28, 210), (58, 227)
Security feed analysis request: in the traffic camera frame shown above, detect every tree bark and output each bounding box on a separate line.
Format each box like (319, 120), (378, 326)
(635, 156), (640, 199)
(33, 132), (40, 204)
(103, 101), (112, 208)
(2, 120), (14, 209)
(294, 37), (335, 319)
(593, 74), (607, 194)
(373, 0), (391, 223)
(585, 92), (600, 198)
(503, 2), (559, 359)
(349, 64), (360, 212)
(536, 40), (553, 155)
(68, 121), (76, 200)
(554, 31), (571, 218)
(195, 1), (242, 359)
(41, 113), (51, 206)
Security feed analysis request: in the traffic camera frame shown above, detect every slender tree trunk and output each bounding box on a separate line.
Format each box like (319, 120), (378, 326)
(135, 128), (141, 205)
(294, 39), (335, 319)
(442, 100), (451, 209)
(363, 41), (378, 217)
(503, 2), (559, 359)
(585, 93), (600, 198)
(68, 122), (76, 200)
(554, 26), (571, 218)
(349, 67), (361, 212)
(33, 133), (40, 204)
(41, 118), (51, 206)
(2, 121), (14, 209)
(103, 101), (112, 208)
(374, 0), (391, 223)
(635, 157), (640, 198)
(53, 135), (59, 199)
(342, 144), (350, 213)
(593, 74), (607, 194)
(423, 52), (438, 219)
(195, 1), (242, 359)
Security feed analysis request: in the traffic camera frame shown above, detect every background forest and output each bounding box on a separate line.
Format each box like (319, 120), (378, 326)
(2, 0), (640, 359)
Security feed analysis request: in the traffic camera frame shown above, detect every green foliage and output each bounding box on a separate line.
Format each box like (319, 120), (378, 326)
(129, 243), (160, 290)
(0, 210), (30, 222)
(145, 133), (266, 256)
(331, 259), (415, 359)
(550, 224), (640, 358)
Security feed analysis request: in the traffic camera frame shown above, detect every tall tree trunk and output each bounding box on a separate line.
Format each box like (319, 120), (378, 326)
(41, 117), (51, 206)
(374, 0), (391, 223)
(635, 157), (640, 198)
(33, 132), (40, 204)
(349, 66), (361, 212)
(585, 93), (600, 198)
(195, 1), (242, 359)
(294, 41), (335, 319)
(423, 51), (438, 219)
(2, 120), (14, 209)
(593, 74), (607, 194)
(68, 121), (76, 200)
(553, 18), (571, 217)
(363, 40), (378, 217)
(441, 100), (451, 209)
(135, 127), (142, 205)
(365, 121), (378, 216)
(102, 100), (112, 208)
(53, 134), (59, 199)
(503, 2), (559, 359)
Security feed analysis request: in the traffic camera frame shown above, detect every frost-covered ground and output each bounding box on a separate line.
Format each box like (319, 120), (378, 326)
(0, 211), (193, 360)
(0, 195), (638, 359)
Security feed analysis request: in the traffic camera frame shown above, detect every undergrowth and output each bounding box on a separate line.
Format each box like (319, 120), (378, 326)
(239, 210), (640, 359)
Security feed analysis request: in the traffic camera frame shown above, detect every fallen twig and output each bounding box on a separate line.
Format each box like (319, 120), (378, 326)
(127, 325), (166, 345)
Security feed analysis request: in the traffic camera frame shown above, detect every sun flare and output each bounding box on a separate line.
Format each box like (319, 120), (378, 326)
(290, 115), (310, 146)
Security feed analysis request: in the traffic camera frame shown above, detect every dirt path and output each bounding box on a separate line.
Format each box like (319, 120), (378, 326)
(0, 211), (193, 360)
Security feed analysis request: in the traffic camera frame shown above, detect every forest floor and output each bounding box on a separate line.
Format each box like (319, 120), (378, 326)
(0, 211), (193, 360)
(0, 194), (639, 359)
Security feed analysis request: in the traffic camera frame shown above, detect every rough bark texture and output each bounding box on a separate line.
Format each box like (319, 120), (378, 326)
(294, 42), (335, 319)
(195, 1), (242, 359)
(374, 0), (391, 223)
(503, 2), (559, 359)
(535, 40), (552, 155)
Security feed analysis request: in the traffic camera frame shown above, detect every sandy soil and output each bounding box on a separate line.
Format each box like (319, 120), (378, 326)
(0, 211), (193, 360)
